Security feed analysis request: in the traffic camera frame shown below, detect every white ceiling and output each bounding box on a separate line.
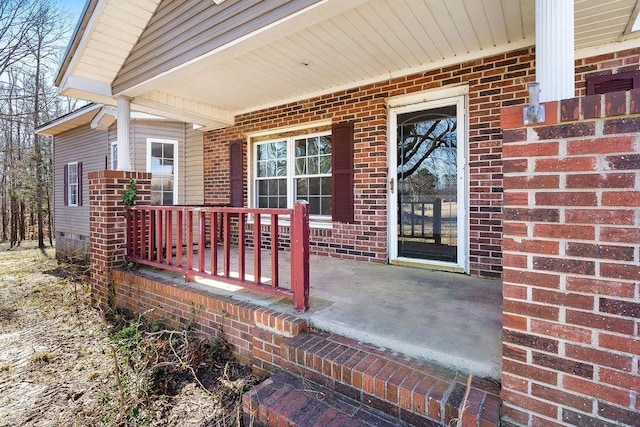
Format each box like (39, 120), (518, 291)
(59, 0), (640, 128)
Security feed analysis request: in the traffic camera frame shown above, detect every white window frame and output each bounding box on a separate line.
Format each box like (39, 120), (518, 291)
(387, 87), (469, 273)
(110, 141), (118, 170)
(146, 138), (178, 206)
(67, 161), (79, 207)
(249, 131), (333, 222)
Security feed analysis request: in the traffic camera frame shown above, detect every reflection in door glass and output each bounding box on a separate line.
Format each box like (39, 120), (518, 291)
(397, 106), (458, 263)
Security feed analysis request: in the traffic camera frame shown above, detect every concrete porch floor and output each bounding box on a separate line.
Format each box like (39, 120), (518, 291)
(140, 248), (503, 379)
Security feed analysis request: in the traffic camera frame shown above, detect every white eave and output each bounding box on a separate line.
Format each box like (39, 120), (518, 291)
(35, 103), (169, 137)
(35, 104), (102, 136)
(57, 0), (640, 129)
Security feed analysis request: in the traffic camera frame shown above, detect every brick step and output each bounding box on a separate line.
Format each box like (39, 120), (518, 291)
(275, 331), (501, 426)
(243, 370), (404, 426)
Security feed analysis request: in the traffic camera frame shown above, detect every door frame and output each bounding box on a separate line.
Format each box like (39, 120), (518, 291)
(386, 87), (469, 273)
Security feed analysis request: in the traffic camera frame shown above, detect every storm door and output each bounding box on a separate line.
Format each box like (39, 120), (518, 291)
(388, 96), (467, 271)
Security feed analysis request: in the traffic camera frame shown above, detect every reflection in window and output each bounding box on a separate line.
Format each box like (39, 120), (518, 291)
(254, 133), (332, 216)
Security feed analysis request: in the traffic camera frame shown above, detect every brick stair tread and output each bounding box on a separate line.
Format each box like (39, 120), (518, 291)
(278, 331), (501, 427)
(244, 370), (404, 426)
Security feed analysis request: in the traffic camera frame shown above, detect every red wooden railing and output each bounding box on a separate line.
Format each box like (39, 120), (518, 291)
(125, 202), (310, 312)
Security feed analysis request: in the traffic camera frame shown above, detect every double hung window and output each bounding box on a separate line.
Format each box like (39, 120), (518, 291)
(67, 162), (79, 206)
(110, 142), (118, 170)
(254, 133), (332, 217)
(147, 139), (177, 205)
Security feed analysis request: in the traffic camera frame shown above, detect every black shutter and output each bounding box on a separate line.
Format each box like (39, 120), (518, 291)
(77, 162), (83, 206)
(331, 121), (354, 223)
(229, 141), (243, 207)
(587, 71), (640, 95)
(63, 164), (69, 206)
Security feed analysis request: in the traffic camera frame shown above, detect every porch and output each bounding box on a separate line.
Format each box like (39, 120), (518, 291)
(137, 243), (502, 380)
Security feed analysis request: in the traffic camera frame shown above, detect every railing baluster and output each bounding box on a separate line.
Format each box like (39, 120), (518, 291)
(223, 212), (230, 278)
(187, 210), (193, 272)
(253, 214), (261, 285)
(156, 209), (163, 263)
(421, 201), (425, 238)
(125, 208), (132, 256)
(141, 209), (147, 260)
(133, 209), (139, 257)
(210, 212), (217, 275)
(166, 210), (173, 265)
(198, 211), (205, 273)
(176, 210), (183, 267)
(411, 201), (415, 237)
(271, 214), (278, 288)
(148, 209), (155, 261)
(238, 213), (245, 282)
(124, 205), (308, 312)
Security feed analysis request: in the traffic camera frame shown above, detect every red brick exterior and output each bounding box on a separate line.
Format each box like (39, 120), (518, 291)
(204, 47), (640, 278)
(501, 90), (640, 425)
(112, 269), (307, 374)
(88, 170), (151, 304)
(575, 48), (640, 97)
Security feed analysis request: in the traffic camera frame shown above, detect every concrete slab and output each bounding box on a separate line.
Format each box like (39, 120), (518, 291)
(142, 250), (503, 379)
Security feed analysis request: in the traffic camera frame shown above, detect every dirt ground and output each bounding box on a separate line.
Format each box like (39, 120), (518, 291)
(0, 242), (260, 426)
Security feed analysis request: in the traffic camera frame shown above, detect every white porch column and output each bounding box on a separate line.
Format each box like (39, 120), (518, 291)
(116, 96), (132, 170)
(535, 0), (575, 102)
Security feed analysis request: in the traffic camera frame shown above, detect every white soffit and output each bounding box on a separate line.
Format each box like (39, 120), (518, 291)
(60, 0), (160, 96)
(144, 0), (536, 113)
(62, 0), (640, 124)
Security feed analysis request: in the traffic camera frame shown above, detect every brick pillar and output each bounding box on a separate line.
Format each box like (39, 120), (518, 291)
(500, 91), (640, 425)
(88, 170), (151, 305)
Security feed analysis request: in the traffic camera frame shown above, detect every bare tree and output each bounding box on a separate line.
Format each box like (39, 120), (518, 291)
(0, 0), (75, 246)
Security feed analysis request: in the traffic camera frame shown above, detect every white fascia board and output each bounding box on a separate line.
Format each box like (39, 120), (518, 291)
(35, 103), (103, 135)
(90, 107), (116, 130)
(59, 75), (112, 98)
(132, 97), (234, 128)
(56, 0), (108, 87)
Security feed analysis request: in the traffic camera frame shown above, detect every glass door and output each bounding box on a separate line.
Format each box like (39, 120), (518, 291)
(389, 96), (466, 270)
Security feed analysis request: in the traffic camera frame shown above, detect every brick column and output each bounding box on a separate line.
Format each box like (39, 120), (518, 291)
(88, 170), (151, 305)
(500, 90), (640, 425)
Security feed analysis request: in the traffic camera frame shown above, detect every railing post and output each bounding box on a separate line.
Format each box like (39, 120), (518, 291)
(291, 201), (309, 312)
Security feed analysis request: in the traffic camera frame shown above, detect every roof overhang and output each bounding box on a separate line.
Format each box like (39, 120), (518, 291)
(35, 103), (102, 136)
(56, 0), (640, 129)
(35, 103), (168, 136)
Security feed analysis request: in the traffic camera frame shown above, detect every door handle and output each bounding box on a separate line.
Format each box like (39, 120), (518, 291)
(389, 177), (394, 194)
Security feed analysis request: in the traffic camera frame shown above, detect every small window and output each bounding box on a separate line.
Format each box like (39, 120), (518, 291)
(110, 142), (118, 170)
(252, 133), (332, 217)
(586, 71), (640, 95)
(66, 162), (80, 206)
(147, 139), (177, 205)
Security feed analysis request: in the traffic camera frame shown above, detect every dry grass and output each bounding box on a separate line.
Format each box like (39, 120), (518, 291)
(0, 241), (259, 426)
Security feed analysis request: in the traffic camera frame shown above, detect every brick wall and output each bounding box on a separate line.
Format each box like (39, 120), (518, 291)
(575, 48), (640, 97)
(205, 47), (539, 277)
(112, 270), (307, 374)
(204, 47), (640, 278)
(501, 90), (640, 425)
(88, 170), (151, 304)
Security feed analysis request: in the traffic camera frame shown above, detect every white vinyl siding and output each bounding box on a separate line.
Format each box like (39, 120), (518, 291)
(54, 124), (108, 238)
